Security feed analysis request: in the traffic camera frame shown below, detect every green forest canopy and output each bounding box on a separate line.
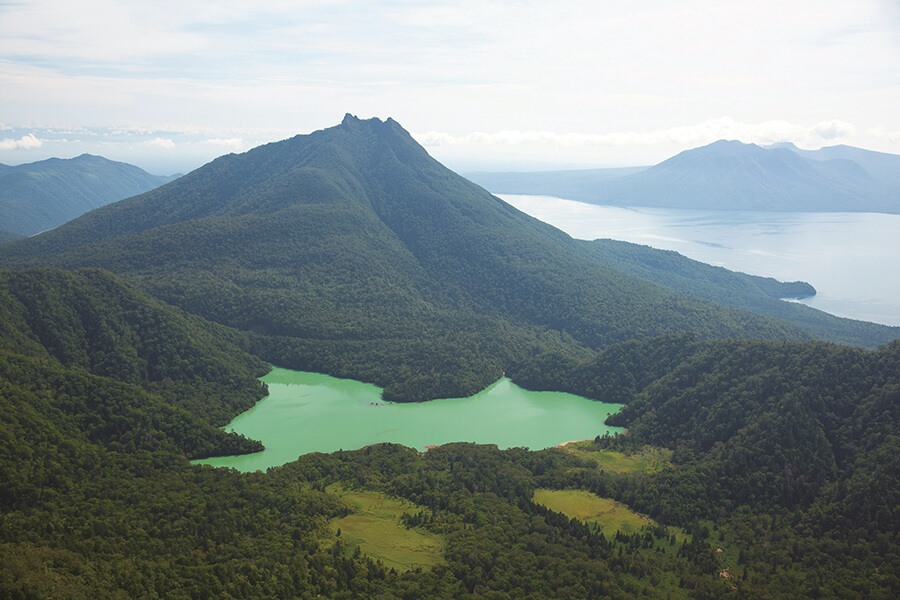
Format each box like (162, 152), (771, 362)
(1, 266), (898, 598)
(1, 116), (898, 598)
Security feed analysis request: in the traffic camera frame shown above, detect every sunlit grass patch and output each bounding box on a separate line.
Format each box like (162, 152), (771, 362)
(533, 488), (655, 535)
(325, 485), (445, 572)
(559, 442), (672, 474)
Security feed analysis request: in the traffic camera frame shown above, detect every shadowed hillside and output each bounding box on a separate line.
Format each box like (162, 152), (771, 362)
(0, 154), (178, 236)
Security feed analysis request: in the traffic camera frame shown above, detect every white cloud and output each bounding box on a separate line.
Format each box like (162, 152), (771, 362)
(2, 0), (897, 169)
(812, 120), (857, 140)
(867, 126), (900, 144)
(0, 133), (43, 150)
(143, 137), (175, 149)
(414, 118), (862, 151)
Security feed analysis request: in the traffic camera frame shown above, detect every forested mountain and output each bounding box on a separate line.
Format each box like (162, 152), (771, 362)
(0, 154), (178, 236)
(2, 115), (893, 401)
(468, 140), (900, 212)
(2, 267), (899, 598)
(1, 119), (898, 598)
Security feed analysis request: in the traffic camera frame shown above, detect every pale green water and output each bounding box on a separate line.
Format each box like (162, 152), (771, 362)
(195, 367), (625, 472)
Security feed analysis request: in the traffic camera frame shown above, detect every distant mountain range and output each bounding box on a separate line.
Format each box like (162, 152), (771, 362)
(467, 140), (900, 212)
(2, 115), (896, 402)
(0, 154), (179, 237)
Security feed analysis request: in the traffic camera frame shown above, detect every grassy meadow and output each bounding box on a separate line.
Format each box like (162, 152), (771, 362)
(325, 485), (445, 572)
(557, 442), (672, 474)
(532, 488), (656, 536)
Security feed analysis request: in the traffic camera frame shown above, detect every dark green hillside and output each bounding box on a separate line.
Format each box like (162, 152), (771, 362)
(2, 267), (900, 597)
(0, 267), (268, 426)
(0, 154), (177, 237)
(511, 336), (900, 597)
(600, 338), (900, 520)
(514, 335), (899, 521)
(0, 115), (832, 401)
(579, 239), (900, 347)
(0, 268), (721, 599)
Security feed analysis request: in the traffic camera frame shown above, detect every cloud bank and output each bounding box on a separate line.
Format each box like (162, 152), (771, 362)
(143, 137), (175, 149)
(415, 118), (862, 151)
(0, 133), (43, 151)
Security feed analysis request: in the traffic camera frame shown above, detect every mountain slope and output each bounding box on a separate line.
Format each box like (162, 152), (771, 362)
(774, 142), (900, 189)
(601, 140), (895, 211)
(471, 140), (899, 212)
(0, 267), (268, 428)
(0, 267), (270, 468)
(0, 116), (866, 400)
(0, 154), (178, 236)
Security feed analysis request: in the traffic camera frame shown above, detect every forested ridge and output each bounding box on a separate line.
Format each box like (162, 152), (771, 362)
(2, 115), (895, 401)
(511, 336), (900, 596)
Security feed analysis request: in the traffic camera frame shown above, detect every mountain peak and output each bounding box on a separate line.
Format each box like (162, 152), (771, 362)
(703, 139), (762, 154)
(709, 139), (747, 147)
(337, 113), (406, 138)
(766, 141), (801, 151)
(340, 113), (393, 128)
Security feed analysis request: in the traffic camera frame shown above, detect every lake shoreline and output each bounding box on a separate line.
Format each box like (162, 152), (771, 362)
(500, 194), (900, 327)
(194, 368), (624, 472)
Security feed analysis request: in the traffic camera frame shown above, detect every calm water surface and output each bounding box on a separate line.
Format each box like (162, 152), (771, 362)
(501, 195), (900, 327)
(195, 367), (624, 472)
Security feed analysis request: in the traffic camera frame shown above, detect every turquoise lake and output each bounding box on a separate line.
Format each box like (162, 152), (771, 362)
(195, 367), (624, 472)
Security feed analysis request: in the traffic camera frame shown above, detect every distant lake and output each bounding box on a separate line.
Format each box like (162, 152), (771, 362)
(195, 368), (624, 472)
(502, 195), (900, 327)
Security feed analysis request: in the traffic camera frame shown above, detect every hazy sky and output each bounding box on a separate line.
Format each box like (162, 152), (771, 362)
(2, 0), (898, 174)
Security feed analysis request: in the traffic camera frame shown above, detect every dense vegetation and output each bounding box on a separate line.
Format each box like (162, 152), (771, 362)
(511, 335), (900, 596)
(0, 268), (268, 427)
(2, 116), (894, 401)
(1, 117), (898, 597)
(0, 154), (177, 237)
(0, 268), (724, 598)
(0, 268), (897, 598)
